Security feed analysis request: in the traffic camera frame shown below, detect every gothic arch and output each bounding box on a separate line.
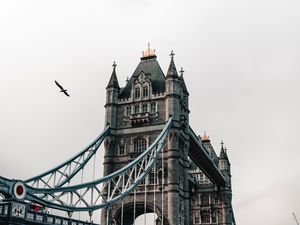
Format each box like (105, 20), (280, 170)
(113, 202), (163, 225)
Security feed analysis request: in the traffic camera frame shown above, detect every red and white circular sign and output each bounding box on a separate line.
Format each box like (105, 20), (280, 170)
(13, 181), (26, 200)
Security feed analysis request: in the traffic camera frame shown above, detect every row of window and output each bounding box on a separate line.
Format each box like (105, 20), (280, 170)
(139, 172), (163, 185)
(194, 211), (218, 224)
(191, 194), (219, 205)
(134, 86), (149, 98)
(119, 138), (147, 155)
(125, 102), (157, 116)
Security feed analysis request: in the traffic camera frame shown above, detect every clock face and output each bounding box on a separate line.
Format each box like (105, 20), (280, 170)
(11, 202), (26, 218)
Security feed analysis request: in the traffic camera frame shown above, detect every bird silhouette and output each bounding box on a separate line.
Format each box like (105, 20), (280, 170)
(55, 80), (70, 97)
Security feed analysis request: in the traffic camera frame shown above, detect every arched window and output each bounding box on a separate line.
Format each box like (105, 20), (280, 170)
(134, 138), (146, 153)
(142, 86), (148, 97)
(135, 87), (140, 98)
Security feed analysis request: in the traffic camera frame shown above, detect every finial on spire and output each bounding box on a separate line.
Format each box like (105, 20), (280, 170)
(141, 43), (156, 58)
(202, 130), (210, 141)
(112, 61), (117, 69)
(221, 140), (224, 149)
(169, 50), (175, 60)
(179, 67), (184, 76)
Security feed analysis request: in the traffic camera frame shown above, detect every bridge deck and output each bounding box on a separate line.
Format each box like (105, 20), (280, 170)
(188, 126), (226, 187)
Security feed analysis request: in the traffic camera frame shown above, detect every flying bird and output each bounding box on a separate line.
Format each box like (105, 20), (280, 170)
(55, 80), (70, 97)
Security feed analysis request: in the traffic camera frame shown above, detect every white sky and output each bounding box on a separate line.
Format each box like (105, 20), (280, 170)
(1, 0), (300, 224)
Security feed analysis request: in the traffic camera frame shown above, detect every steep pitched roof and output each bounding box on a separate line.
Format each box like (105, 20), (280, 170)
(166, 53), (179, 78)
(106, 65), (120, 89)
(219, 145), (230, 164)
(119, 56), (165, 99)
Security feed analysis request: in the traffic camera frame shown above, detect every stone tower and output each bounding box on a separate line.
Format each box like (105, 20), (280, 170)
(102, 46), (190, 225)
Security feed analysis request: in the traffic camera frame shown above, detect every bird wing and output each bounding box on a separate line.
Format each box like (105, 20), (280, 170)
(63, 91), (70, 97)
(55, 80), (64, 90)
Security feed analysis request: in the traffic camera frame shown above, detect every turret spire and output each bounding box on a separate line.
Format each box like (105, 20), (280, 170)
(106, 61), (120, 89)
(166, 50), (179, 78)
(219, 141), (229, 161)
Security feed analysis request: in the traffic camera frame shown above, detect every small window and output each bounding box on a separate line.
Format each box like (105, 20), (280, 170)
(214, 195), (219, 204)
(149, 173), (156, 184)
(201, 194), (209, 205)
(135, 87), (140, 98)
(192, 196), (196, 205)
(119, 146), (125, 155)
(212, 211), (217, 223)
(134, 105), (140, 114)
(199, 173), (204, 182)
(201, 214), (210, 223)
(142, 86), (148, 97)
(150, 103), (156, 113)
(142, 104), (148, 113)
(126, 106), (131, 116)
(134, 138), (146, 153)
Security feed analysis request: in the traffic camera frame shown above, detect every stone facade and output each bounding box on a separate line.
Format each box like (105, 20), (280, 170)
(101, 47), (235, 225)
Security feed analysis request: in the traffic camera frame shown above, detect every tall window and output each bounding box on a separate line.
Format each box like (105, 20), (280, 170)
(142, 104), (148, 113)
(126, 106), (131, 116)
(119, 145), (125, 155)
(201, 194), (209, 205)
(134, 105), (140, 114)
(214, 195), (219, 204)
(135, 87), (140, 98)
(212, 210), (217, 223)
(134, 138), (146, 153)
(142, 86), (148, 97)
(150, 102), (156, 113)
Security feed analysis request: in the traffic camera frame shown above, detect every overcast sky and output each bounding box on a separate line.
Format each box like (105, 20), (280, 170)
(1, 0), (300, 224)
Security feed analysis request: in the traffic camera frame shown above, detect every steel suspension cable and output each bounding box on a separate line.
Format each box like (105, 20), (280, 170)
(90, 153), (96, 221)
(161, 148), (164, 225)
(121, 174), (125, 225)
(153, 162), (156, 224)
(144, 160), (147, 225)
(121, 200), (124, 225)
(133, 165), (137, 225)
(106, 182), (111, 225)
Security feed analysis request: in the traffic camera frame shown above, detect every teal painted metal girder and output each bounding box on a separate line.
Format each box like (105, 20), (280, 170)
(25, 125), (110, 188)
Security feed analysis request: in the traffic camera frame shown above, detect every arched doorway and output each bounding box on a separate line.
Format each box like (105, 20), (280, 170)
(114, 202), (162, 225)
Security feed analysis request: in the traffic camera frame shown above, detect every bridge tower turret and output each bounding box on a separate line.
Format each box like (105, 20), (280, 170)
(219, 143), (234, 225)
(105, 61), (120, 129)
(101, 46), (192, 225)
(219, 142), (231, 184)
(165, 51), (191, 225)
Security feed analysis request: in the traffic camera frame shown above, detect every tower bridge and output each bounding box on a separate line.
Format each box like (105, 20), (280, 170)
(0, 46), (235, 225)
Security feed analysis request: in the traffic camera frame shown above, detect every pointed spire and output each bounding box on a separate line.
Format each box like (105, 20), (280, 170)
(106, 61), (120, 89)
(219, 140), (226, 158)
(219, 140), (229, 160)
(179, 66), (189, 94)
(166, 50), (179, 78)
